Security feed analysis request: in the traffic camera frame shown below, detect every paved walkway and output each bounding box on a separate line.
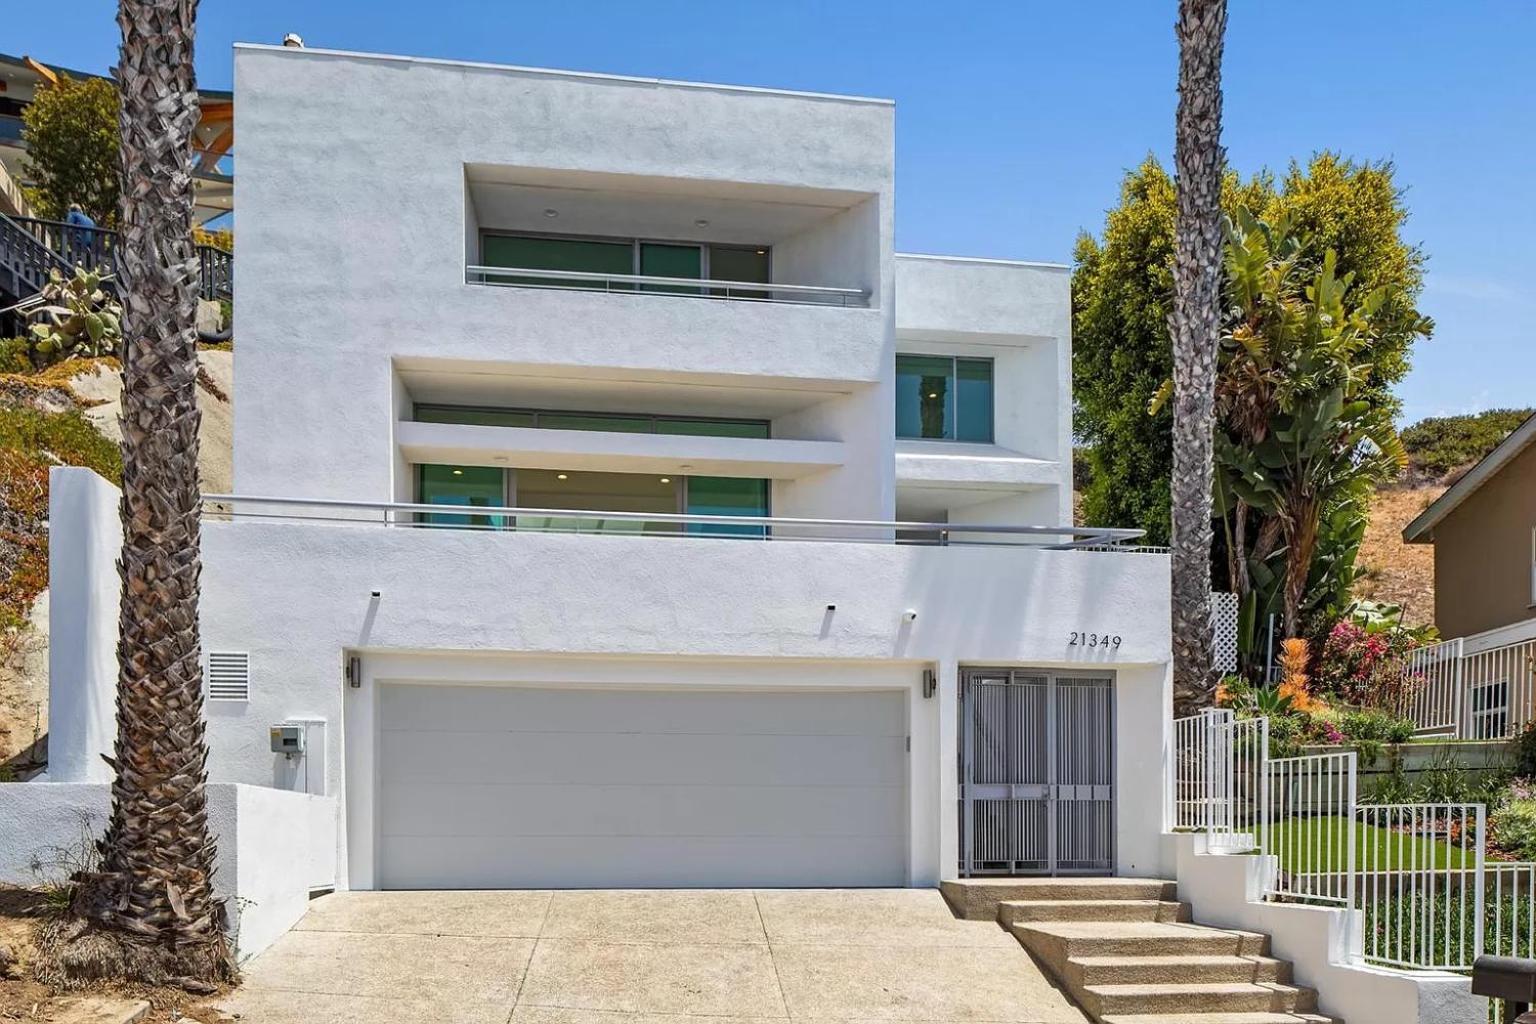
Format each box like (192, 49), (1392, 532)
(217, 888), (1090, 1024)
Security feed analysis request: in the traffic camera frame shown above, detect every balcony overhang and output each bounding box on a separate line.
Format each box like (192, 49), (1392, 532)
(895, 442), (1064, 488)
(396, 420), (845, 479)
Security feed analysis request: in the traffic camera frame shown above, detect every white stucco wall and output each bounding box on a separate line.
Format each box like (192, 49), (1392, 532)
(0, 782), (335, 962)
(46, 468), (121, 783)
(893, 255), (1073, 527)
(233, 45), (896, 516)
(180, 507), (1170, 889)
(1165, 834), (1482, 1024)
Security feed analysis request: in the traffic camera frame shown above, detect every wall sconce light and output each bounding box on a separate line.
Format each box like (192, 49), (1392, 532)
(922, 668), (937, 699)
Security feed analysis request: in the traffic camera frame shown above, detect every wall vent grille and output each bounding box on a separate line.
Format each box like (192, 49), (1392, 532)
(207, 651), (251, 702)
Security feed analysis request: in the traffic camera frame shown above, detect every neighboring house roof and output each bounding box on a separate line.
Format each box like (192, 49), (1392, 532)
(0, 51), (233, 100)
(1403, 409), (1536, 543)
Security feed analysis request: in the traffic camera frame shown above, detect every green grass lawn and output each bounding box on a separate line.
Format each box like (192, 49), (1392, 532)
(1264, 815), (1473, 873)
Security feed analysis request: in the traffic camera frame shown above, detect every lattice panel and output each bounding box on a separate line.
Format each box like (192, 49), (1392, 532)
(1211, 592), (1239, 674)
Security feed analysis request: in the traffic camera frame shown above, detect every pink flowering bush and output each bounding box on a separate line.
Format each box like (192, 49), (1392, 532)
(1314, 620), (1420, 710)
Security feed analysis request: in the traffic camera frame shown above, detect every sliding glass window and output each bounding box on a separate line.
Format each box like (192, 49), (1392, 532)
(415, 465), (769, 537)
(685, 477), (769, 537)
(415, 404), (769, 439)
(417, 464), (505, 527)
(480, 235), (633, 289)
(895, 355), (994, 443)
(479, 233), (770, 293)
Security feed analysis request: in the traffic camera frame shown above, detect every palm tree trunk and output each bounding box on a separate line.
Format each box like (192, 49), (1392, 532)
(45, 0), (234, 988)
(1168, 0), (1227, 716)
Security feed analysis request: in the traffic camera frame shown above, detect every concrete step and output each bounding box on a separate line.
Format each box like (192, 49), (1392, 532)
(999, 899), (1189, 925)
(1063, 954), (1289, 987)
(1014, 921), (1270, 962)
(1081, 981), (1315, 1017)
(941, 877), (1178, 919)
(1099, 1014), (1337, 1024)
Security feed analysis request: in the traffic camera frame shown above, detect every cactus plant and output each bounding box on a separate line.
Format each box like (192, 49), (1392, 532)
(25, 266), (123, 367)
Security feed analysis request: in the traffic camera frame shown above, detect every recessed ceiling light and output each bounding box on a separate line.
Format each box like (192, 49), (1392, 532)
(556, 473), (569, 480)
(659, 477), (671, 484)
(927, 393), (939, 399)
(756, 249), (766, 255)
(694, 218), (709, 228)
(544, 208), (559, 218)
(452, 468), (463, 475)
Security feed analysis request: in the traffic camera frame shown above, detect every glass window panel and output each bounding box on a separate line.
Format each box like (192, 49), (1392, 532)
(414, 404), (535, 428)
(639, 242), (703, 294)
(480, 235), (633, 289)
(685, 476), (768, 537)
(707, 246), (770, 283)
(514, 469), (679, 534)
(707, 245), (770, 298)
(955, 358), (994, 443)
(656, 417), (770, 439)
(896, 355), (955, 439)
(536, 412), (652, 433)
(418, 464), (505, 528)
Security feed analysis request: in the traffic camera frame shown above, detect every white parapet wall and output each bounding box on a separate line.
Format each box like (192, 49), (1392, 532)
(47, 468), (123, 783)
(0, 782), (336, 962)
(1164, 833), (1483, 1024)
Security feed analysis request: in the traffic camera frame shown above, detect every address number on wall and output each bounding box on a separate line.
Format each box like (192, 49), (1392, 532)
(1069, 632), (1122, 648)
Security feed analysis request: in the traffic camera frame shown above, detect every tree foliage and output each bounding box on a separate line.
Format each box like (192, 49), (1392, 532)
(1401, 408), (1534, 479)
(21, 74), (121, 226)
(1204, 210), (1417, 639)
(1073, 154), (1428, 547)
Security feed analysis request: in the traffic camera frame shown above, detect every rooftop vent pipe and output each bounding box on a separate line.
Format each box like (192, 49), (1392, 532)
(282, 33), (305, 48)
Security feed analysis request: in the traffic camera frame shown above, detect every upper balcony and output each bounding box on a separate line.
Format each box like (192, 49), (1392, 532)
(457, 165), (888, 385)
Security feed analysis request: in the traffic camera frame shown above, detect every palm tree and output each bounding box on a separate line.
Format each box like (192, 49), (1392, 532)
(1168, 0), (1227, 715)
(42, 0), (234, 988)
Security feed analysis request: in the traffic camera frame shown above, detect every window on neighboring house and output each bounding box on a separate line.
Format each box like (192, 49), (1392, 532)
(895, 354), (993, 442)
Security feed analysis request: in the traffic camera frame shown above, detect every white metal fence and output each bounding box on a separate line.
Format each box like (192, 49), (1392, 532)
(1357, 803), (1484, 970)
(1170, 711), (1533, 973)
(1168, 710), (1267, 851)
(1264, 750), (1357, 907)
(1397, 633), (1536, 740)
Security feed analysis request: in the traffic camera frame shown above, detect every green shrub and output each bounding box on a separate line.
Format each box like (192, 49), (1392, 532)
(1514, 724), (1536, 779)
(1492, 799), (1536, 861)
(0, 337), (32, 374)
(1401, 408), (1534, 478)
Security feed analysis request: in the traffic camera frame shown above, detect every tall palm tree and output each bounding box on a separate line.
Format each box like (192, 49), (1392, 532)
(47, 0), (234, 988)
(1168, 0), (1227, 716)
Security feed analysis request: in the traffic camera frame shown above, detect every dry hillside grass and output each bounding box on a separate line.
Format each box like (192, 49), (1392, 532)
(1353, 481), (1445, 627)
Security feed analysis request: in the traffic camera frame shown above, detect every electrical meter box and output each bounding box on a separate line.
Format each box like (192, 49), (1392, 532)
(270, 724), (305, 756)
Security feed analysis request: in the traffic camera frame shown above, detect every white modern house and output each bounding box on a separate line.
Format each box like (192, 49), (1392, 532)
(36, 43), (1172, 896)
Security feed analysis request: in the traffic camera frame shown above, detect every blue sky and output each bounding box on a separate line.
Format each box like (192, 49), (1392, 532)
(12, 2), (1533, 424)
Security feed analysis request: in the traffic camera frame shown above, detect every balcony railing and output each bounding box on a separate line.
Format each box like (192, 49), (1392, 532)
(201, 493), (1155, 550)
(465, 264), (869, 307)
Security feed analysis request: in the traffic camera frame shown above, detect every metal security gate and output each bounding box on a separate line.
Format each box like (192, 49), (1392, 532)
(959, 669), (1114, 876)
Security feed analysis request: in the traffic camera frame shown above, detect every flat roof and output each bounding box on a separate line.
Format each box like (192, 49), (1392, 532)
(232, 43), (893, 107)
(896, 252), (1071, 271)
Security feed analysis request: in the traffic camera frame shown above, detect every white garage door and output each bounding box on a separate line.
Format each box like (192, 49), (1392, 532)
(376, 683), (908, 888)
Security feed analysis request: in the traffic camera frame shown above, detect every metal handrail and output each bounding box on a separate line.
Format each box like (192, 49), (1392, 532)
(201, 492), (1147, 549)
(465, 264), (869, 306)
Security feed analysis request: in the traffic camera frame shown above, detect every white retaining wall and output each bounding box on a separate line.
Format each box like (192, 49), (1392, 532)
(0, 782), (336, 961)
(1164, 833), (1482, 1024)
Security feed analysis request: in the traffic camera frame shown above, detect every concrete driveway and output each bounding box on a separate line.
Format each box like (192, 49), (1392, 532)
(217, 889), (1090, 1024)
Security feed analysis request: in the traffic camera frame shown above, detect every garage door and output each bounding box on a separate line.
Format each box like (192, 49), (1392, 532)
(376, 684), (908, 888)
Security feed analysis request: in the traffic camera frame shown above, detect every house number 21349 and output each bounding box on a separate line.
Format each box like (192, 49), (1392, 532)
(1068, 632), (1122, 648)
